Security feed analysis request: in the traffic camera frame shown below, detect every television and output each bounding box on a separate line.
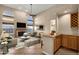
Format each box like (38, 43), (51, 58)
(17, 22), (26, 28)
(39, 25), (44, 30)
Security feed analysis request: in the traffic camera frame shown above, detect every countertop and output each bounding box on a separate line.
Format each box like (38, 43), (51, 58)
(43, 33), (57, 38)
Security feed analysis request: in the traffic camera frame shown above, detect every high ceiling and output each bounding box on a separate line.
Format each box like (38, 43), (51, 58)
(3, 4), (56, 15)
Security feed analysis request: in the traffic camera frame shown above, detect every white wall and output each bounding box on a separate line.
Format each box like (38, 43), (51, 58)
(35, 12), (78, 36)
(34, 8), (57, 33)
(78, 7), (79, 36)
(34, 4), (77, 34)
(0, 5), (29, 23)
(0, 5), (29, 34)
(57, 14), (78, 35)
(34, 12), (49, 33)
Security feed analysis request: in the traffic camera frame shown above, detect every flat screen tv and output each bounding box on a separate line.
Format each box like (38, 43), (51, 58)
(17, 22), (26, 28)
(39, 25), (44, 30)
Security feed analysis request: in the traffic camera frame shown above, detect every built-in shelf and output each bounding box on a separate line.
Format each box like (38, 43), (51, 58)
(50, 19), (56, 32)
(71, 12), (78, 27)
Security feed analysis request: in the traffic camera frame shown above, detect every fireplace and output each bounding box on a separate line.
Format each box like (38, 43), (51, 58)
(18, 31), (25, 36)
(15, 28), (26, 37)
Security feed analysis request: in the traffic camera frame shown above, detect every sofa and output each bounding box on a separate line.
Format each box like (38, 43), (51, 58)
(24, 37), (40, 47)
(19, 32), (41, 47)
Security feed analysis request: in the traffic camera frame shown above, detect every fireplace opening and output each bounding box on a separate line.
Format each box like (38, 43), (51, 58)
(18, 31), (25, 36)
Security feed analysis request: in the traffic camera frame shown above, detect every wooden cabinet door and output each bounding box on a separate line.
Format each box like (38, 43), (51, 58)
(54, 40), (57, 52)
(77, 36), (79, 51)
(68, 36), (77, 50)
(62, 35), (69, 48)
(54, 35), (61, 52)
(62, 35), (77, 50)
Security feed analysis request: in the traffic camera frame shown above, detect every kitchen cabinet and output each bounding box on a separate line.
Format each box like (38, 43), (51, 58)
(62, 35), (77, 50)
(41, 34), (78, 54)
(54, 35), (62, 53)
(77, 36), (79, 51)
(41, 35), (62, 55)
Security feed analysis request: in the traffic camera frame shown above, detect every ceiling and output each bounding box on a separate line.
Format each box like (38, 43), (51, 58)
(3, 4), (56, 15)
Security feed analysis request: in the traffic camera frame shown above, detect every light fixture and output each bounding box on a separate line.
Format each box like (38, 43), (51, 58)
(30, 4), (36, 16)
(25, 10), (28, 12)
(64, 9), (70, 13)
(64, 10), (68, 13)
(30, 4), (32, 15)
(18, 7), (22, 10)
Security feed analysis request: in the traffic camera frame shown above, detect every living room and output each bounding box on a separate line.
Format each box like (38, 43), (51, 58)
(0, 4), (49, 55)
(0, 4), (79, 55)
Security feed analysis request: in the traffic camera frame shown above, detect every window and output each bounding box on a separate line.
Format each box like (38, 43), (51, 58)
(2, 23), (14, 36)
(27, 16), (34, 33)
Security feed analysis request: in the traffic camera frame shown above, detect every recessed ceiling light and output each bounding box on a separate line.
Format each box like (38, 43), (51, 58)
(64, 10), (68, 13)
(18, 7), (22, 10)
(64, 9), (70, 13)
(25, 10), (28, 12)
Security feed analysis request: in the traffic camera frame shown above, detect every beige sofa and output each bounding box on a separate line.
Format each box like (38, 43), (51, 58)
(24, 37), (40, 47)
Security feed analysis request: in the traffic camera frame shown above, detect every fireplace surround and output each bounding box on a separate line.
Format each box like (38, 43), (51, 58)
(15, 28), (26, 37)
(18, 31), (25, 36)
